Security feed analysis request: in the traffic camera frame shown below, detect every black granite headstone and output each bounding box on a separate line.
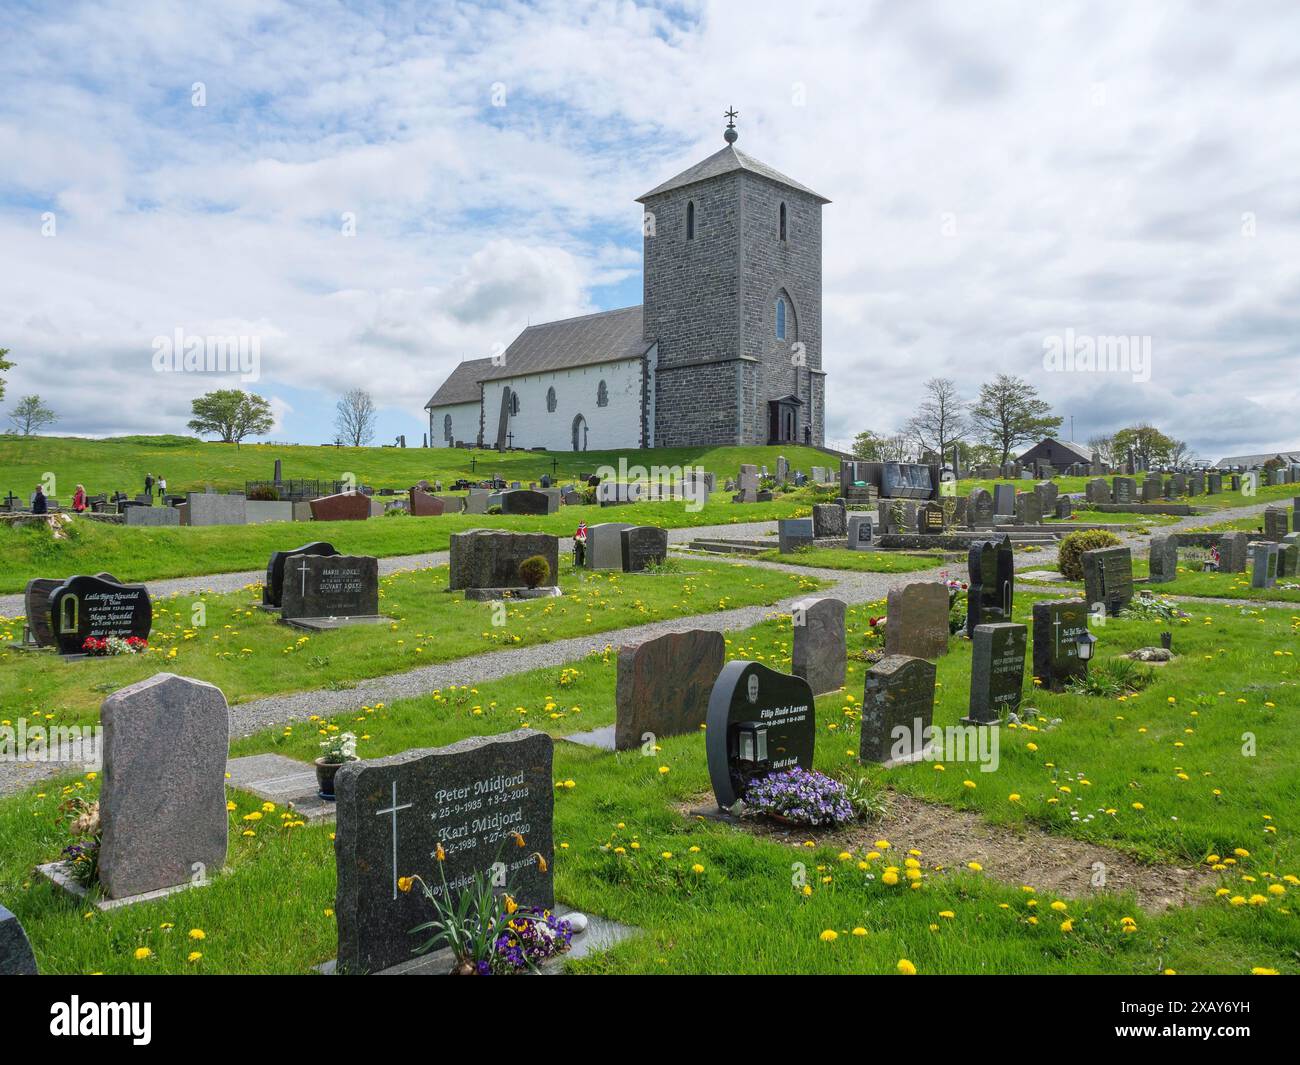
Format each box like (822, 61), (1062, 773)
(1082, 546), (1133, 616)
(48, 575), (152, 655)
(860, 655), (936, 765)
(0, 903), (38, 975)
(264, 541), (339, 607)
(965, 536), (1014, 637)
(281, 554), (380, 620)
(965, 622), (1026, 725)
(705, 661), (816, 809)
(620, 526), (668, 572)
(334, 730), (554, 974)
(1031, 598), (1090, 692)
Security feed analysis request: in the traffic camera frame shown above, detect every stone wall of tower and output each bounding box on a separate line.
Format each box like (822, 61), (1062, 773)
(642, 174), (744, 447)
(737, 172), (824, 446)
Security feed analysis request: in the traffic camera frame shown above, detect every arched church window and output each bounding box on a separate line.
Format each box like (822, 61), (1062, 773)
(775, 297), (787, 340)
(546, 386), (557, 413)
(596, 380), (609, 407)
(509, 392), (520, 416)
(443, 413), (452, 443)
(686, 200), (695, 240)
(779, 202), (787, 241)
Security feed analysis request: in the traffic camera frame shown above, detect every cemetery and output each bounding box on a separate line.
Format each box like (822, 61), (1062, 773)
(2, 449), (1298, 978)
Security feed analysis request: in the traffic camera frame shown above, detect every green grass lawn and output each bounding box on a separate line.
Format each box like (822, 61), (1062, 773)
(3, 591), (1297, 974)
(0, 434), (835, 502)
(0, 558), (827, 722)
(754, 547), (957, 574)
(0, 495), (828, 594)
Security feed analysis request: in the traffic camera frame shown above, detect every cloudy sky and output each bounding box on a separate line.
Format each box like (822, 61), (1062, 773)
(2, 0), (1297, 461)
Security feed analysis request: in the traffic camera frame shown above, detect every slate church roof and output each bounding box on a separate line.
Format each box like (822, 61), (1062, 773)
(1214, 450), (1300, 468)
(424, 306), (651, 410)
(1017, 438), (1093, 464)
(637, 143), (831, 204)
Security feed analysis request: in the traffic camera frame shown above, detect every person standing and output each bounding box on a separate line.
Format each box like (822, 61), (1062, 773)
(157, 475), (167, 500)
(72, 484), (87, 513)
(31, 484), (48, 514)
(144, 472), (154, 500)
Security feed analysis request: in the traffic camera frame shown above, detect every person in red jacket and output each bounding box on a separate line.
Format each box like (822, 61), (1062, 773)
(573, 521), (588, 567)
(73, 484), (87, 513)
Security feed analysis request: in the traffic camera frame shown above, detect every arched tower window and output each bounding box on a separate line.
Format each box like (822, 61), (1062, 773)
(775, 297), (787, 340)
(686, 200), (695, 240)
(442, 413), (452, 443)
(596, 380), (609, 407)
(509, 391), (520, 416)
(779, 202), (787, 241)
(546, 386), (557, 413)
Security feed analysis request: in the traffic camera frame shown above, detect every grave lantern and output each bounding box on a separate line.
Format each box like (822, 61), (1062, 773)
(1074, 631), (1097, 661)
(734, 722), (769, 771)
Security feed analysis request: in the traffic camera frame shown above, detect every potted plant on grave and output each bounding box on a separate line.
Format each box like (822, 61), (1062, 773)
(742, 766), (855, 828)
(59, 796), (102, 887)
(517, 554), (551, 590)
(404, 832), (572, 974)
(315, 731), (358, 800)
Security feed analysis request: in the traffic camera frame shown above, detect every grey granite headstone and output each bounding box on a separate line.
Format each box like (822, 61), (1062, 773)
(1014, 492), (1042, 525)
(965, 623), (1026, 725)
(585, 523), (635, 570)
(1219, 531), (1249, 573)
(778, 518), (814, 553)
(614, 630), (725, 751)
(464, 491), (490, 515)
(1085, 478), (1111, 504)
(968, 488), (994, 528)
(1148, 535), (1178, 583)
(334, 730), (553, 974)
(884, 582), (950, 659)
(1112, 477), (1136, 505)
(0, 904), (38, 974)
(812, 503), (846, 539)
(125, 505), (181, 527)
(1082, 546), (1133, 616)
(1032, 598), (1090, 692)
(1264, 506), (1288, 541)
(185, 492), (247, 526)
(993, 484), (1015, 517)
(281, 554), (380, 620)
(860, 655), (935, 765)
(98, 674), (229, 900)
(791, 596), (846, 695)
(449, 529), (560, 589)
(22, 577), (60, 647)
(847, 513), (874, 549)
(1250, 541), (1281, 589)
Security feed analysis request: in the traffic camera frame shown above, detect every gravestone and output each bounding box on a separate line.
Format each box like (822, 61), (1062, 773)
(22, 577), (60, 647)
(1189, 472), (1204, 496)
(1112, 477), (1136, 505)
(884, 582), (950, 659)
(791, 597), (846, 695)
(1014, 492), (1042, 525)
(464, 491), (490, 515)
(860, 655), (936, 766)
(1264, 506), (1288, 541)
(0, 904), (39, 975)
(847, 513), (874, 550)
(335, 730), (554, 974)
(1081, 546), (1134, 616)
(778, 518), (814, 553)
(812, 503), (846, 539)
(620, 526), (668, 572)
(501, 489), (556, 516)
(125, 506), (181, 527)
(1033, 481), (1058, 516)
(449, 530), (560, 590)
(1170, 473), (1186, 497)
(1148, 536), (1178, 583)
(185, 492), (247, 526)
(281, 554), (380, 621)
(1207, 472), (1222, 494)
(310, 492), (371, 522)
(48, 575), (152, 656)
(585, 523), (635, 570)
(968, 488), (994, 528)
(1031, 598), (1090, 692)
(704, 661), (816, 809)
(1219, 531), (1249, 573)
(965, 536), (1014, 636)
(993, 484), (1015, 517)
(1085, 478), (1112, 505)
(98, 674), (229, 900)
(614, 630), (725, 751)
(1277, 536), (1298, 578)
(264, 541), (339, 607)
(917, 501), (946, 533)
(409, 489), (445, 517)
(776, 456), (789, 483)
(1250, 542), (1281, 589)
(1141, 473), (1163, 503)
(965, 623), (1026, 726)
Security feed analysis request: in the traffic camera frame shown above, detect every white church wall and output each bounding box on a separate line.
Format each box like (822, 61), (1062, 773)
(481, 358), (645, 452)
(429, 400), (482, 447)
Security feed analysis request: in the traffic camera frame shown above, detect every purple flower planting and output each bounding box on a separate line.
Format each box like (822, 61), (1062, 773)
(744, 766), (855, 827)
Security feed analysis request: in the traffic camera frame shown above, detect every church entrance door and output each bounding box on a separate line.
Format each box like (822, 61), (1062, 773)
(767, 396), (802, 445)
(571, 414), (588, 451)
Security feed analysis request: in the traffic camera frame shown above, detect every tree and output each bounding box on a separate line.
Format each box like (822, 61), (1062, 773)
(0, 348), (11, 403)
(8, 394), (56, 435)
(1087, 432), (1117, 467)
(187, 389), (274, 446)
(334, 388), (377, 448)
(969, 374), (1062, 464)
(1112, 423), (1178, 469)
(851, 430), (888, 460)
(904, 377), (967, 461)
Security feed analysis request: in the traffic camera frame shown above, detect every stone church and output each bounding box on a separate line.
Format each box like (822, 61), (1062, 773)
(425, 115), (829, 451)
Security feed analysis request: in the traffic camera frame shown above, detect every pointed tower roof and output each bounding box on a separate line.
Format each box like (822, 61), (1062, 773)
(636, 109), (830, 204)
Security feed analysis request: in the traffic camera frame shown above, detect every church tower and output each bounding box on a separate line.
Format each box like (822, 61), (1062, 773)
(637, 110), (829, 447)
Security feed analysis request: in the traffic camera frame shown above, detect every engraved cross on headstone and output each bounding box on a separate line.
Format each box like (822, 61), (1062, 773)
(375, 780), (413, 900)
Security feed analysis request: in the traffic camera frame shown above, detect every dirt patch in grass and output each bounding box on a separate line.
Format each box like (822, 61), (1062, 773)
(683, 792), (1216, 912)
